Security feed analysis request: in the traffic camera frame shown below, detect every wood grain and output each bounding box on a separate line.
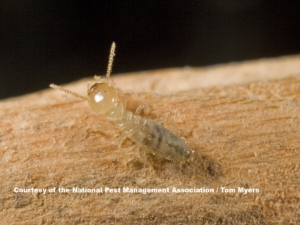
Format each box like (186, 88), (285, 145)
(1, 55), (300, 224)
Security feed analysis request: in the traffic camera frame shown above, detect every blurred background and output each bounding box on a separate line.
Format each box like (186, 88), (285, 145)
(1, 0), (300, 99)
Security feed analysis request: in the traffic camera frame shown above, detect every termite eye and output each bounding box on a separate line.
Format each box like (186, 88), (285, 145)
(87, 83), (119, 114)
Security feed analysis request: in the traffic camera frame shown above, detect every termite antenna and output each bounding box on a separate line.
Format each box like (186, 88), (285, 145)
(50, 84), (87, 100)
(106, 42), (116, 78)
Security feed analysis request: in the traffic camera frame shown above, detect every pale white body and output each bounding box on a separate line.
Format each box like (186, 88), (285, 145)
(50, 42), (193, 162)
(106, 102), (192, 161)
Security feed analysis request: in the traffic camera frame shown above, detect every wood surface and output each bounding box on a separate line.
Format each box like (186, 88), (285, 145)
(1, 55), (300, 224)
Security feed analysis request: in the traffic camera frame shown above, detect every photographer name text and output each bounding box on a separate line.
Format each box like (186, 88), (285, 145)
(13, 186), (259, 195)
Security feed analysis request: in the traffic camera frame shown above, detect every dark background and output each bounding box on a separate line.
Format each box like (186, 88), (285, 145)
(1, 0), (300, 99)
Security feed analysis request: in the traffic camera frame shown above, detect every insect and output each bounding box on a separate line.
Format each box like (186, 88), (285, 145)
(50, 42), (193, 162)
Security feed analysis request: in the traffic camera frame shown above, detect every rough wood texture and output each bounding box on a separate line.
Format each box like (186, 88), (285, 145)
(1, 55), (300, 224)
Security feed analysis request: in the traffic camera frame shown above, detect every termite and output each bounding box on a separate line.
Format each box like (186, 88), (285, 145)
(50, 42), (193, 162)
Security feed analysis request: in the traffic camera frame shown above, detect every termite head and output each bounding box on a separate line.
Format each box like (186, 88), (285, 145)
(87, 81), (119, 114)
(87, 42), (119, 114)
(50, 42), (121, 115)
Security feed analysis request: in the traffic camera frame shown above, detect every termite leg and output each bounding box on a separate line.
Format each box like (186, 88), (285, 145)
(134, 145), (152, 168)
(134, 145), (141, 158)
(154, 118), (166, 124)
(117, 134), (128, 150)
(116, 128), (135, 150)
(85, 124), (113, 139)
(155, 117), (182, 137)
(135, 104), (150, 115)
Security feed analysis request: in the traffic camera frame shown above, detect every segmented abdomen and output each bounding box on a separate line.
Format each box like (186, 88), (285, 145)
(115, 111), (192, 161)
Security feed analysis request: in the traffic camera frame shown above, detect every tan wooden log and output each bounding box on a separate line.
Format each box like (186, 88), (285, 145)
(1, 55), (300, 224)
